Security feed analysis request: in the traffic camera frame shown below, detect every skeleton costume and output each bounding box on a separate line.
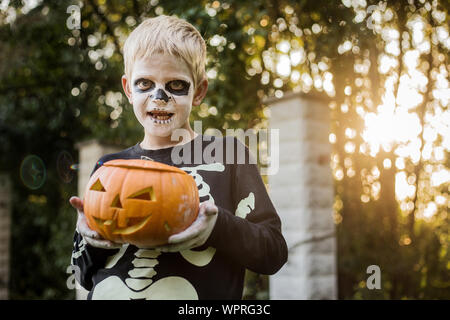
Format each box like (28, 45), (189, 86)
(71, 135), (288, 300)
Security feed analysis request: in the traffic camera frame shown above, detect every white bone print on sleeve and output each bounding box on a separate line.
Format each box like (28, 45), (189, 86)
(71, 237), (87, 260)
(235, 192), (255, 219)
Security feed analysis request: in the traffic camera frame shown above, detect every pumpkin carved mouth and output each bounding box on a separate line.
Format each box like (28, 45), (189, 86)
(89, 181), (158, 236)
(94, 215), (152, 235)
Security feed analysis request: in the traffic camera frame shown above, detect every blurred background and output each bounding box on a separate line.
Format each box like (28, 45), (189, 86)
(0, 0), (448, 299)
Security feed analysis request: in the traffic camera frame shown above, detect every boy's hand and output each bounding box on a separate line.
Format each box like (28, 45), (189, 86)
(69, 196), (122, 249)
(154, 201), (218, 252)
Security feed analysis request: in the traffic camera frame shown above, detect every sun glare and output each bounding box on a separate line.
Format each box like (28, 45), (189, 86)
(358, 19), (449, 215)
(267, 4), (448, 218)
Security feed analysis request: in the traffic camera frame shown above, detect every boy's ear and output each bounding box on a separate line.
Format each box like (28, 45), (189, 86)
(192, 78), (208, 106)
(121, 75), (133, 104)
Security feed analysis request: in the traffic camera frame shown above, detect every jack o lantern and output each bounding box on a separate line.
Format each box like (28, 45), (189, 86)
(83, 159), (199, 247)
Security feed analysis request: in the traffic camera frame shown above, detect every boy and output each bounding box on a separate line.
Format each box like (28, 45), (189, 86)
(70, 15), (287, 300)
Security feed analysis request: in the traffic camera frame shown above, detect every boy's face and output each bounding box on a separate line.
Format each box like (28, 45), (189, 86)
(122, 53), (206, 138)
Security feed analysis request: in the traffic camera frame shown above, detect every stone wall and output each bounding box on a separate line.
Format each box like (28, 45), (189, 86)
(266, 92), (337, 299)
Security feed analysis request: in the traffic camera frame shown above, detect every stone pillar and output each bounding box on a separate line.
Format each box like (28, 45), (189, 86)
(75, 139), (124, 197)
(74, 139), (122, 300)
(0, 175), (11, 300)
(266, 92), (337, 299)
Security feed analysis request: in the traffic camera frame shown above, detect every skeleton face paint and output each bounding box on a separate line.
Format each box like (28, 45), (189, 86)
(166, 80), (190, 96)
(154, 88), (171, 102)
(134, 80), (181, 102)
(129, 54), (195, 138)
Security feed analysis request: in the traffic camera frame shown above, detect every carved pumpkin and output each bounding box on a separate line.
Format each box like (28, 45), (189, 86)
(83, 159), (199, 247)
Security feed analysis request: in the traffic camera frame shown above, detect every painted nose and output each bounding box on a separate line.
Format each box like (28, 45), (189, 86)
(153, 89), (170, 102)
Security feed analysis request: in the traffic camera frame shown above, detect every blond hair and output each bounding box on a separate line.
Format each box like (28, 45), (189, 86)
(123, 15), (207, 89)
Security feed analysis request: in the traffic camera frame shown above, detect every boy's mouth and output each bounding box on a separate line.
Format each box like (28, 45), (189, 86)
(147, 110), (175, 124)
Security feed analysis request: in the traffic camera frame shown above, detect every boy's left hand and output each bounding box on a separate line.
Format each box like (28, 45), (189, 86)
(154, 201), (218, 252)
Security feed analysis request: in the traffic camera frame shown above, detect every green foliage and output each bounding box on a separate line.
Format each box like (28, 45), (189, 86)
(1, 0), (84, 299)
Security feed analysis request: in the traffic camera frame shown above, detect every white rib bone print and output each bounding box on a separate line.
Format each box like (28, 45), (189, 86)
(92, 244), (198, 299)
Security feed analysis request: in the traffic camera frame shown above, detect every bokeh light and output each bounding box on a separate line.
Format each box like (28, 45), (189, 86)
(20, 155), (46, 190)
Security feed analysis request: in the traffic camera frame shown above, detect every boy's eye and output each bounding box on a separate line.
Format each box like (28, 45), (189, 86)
(135, 79), (154, 91)
(166, 80), (190, 95)
(168, 80), (185, 90)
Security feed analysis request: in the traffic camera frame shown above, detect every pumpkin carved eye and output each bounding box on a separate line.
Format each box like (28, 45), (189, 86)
(128, 187), (156, 201)
(90, 178), (106, 192)
(111, 194), (122, 208)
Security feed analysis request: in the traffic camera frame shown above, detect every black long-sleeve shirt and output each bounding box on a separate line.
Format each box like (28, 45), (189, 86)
(71, 135), (287, 299)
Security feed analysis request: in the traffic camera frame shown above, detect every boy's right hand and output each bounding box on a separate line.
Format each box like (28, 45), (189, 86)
(69, 196), (122, 249)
